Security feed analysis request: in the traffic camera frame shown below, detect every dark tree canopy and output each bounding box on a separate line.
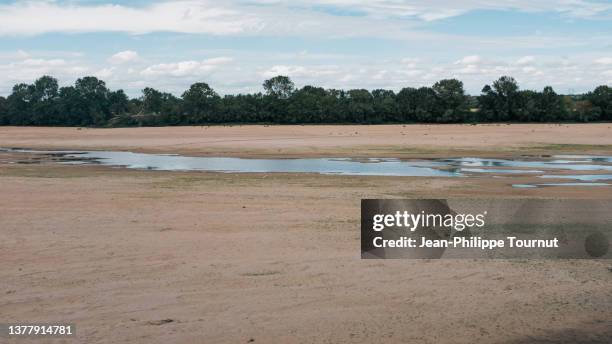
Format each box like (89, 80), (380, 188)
(0, 74), (609, 127)
(587, 85), (612, 120)
(181, 82), (219, 123)
(432, 79), (469, 122)
(263, 76), (295, 99)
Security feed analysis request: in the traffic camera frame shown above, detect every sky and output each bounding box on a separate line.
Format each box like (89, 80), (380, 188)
(0, 0), (611, 97)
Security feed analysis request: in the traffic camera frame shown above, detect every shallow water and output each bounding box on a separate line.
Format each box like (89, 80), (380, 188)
(62, 151), (463, 177)
(513, 182), (610, 188)
(461, 168), (543, 174)
(441, 157), (612, 172)
(539, 174), (612, 181)
(3, 148), (612, 188)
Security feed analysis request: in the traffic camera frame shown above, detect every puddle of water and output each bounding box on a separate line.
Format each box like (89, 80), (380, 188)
(539, 174), (612, 181)
(461, 168), (543, 174)
(512, 184), (539, 188)
(554, 155), (612, 163)
(442, 157), (612, 171)
(3, 148), (612, 188)
(513, 183), (611, 188)
(60, 151), (463, 177)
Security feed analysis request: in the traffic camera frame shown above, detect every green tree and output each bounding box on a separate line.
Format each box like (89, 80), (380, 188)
(263, 76), (295, 100)
(479, 76), (521, 121)
(347, 89), (374, 123)
(515, 90), (539, 121)
(57, 86), (86, 126)
(141, 87), (164, 114)
(587, 85), (612, 120)
(0, 73), (609, 126)
(0, 96), (7, 125)
(432, 79), (469, 122)
(538, 86), (566, 121)
(492, 76), (519, 120)
(371, 89), (397, 123)
(33, 76), (59, 102)
(32, 76), (60, 125)
(6, 83), (33, 125)
(104, 90), (132, 126)
(414, 87), (437, 122)
(477, 85), (496, 121)
(109, 90), (129, 117)
(74, 76), (111, 125)
(570, 99), (599, 122)
(288, 86), (327, 123)
(396, 87), (419, 122)
(181, 82), (219, 123)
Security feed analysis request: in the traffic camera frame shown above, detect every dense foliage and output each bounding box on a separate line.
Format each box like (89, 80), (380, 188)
(0, 75), (610, 126)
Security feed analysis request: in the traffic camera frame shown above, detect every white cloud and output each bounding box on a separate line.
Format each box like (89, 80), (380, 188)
(516, 56), (535, 65)
(372, 70), (388, 80)
(455, 55), (482, 65)
(1, 49), (611, 97)
(521, 66), (539, 74)
(141, 57), (233, 77)
(108, 50), (140, 64)
(595, 57), (612, 65)
(0, 57), (89, 94)
(94, 67), (116, 79)
(261, 65), (341, 78)
(0, 1), (261, 36)
(456, 65), (480, 74)
(21, 58), (67, 67)
(16, 50), (30, 59)
(0, 1), (610, 38)
(0, 50), (30, 61)
(398, 69), (423, 77)
(251, 0), (612, 21)
(401, 58), (419, 64)
(400, 58), (419, 68)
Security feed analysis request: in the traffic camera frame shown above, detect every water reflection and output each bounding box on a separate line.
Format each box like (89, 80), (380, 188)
(59, 151), (463, 177)
(539, 174), (612, 181)
(3, 148), (612, 188)
(513, 183), (610, 188)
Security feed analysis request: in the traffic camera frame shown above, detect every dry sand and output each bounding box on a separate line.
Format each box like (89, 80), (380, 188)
(1, 125), (611, 344)
(1, 123), (612, 157)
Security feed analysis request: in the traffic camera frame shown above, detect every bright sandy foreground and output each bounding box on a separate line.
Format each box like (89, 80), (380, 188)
(1, 125), (611, 344)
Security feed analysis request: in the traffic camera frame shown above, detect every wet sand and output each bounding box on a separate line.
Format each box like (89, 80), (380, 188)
(1, 125), (611, 343)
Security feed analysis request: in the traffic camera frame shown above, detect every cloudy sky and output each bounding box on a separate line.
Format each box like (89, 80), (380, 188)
(1, 0), (611, 97)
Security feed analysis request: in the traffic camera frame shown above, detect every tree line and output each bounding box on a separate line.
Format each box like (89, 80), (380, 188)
(0, 75), (610, 126)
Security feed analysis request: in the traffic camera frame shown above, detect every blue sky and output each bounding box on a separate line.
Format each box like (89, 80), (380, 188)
(0, 0), (611, 96)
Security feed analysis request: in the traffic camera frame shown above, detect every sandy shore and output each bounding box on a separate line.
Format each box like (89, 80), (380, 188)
(1, 125), (611, 343)
(1, 124), (612, 157)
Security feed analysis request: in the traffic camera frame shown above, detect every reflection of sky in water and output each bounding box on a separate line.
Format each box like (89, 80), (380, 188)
(441, 157), (612, 171)
(539, 174), (612, 181)
(554, 155), (612, 163)
(67, 151), (461, 177)
(5, 148), (612, 187)
(461, 168), (543, 174)
(514, 183), (610, 188)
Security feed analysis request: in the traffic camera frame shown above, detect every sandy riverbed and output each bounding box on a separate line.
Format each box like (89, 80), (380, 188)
(1, 125), (611, 343)
(1, 123), (612, 157)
